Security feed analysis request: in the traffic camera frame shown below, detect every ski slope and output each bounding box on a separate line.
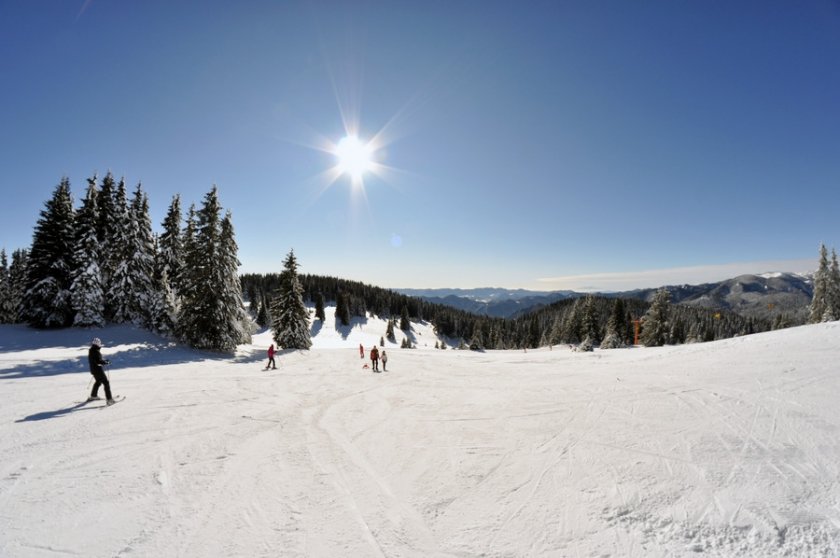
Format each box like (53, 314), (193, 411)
(1, 312), (839, 557)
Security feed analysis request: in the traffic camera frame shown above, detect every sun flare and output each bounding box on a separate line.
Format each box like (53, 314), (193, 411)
(334, 135), (374, 181)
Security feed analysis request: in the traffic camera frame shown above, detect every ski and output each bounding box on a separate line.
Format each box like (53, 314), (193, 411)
(99, 395), (125, 408)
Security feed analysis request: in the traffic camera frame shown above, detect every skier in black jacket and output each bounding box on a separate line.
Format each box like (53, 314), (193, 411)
(88, 338), (115, 405)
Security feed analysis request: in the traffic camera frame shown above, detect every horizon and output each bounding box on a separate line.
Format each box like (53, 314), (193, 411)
(1, 2), (838, 292)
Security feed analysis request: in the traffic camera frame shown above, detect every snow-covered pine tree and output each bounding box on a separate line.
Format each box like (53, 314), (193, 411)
(549, 314), (564, 346)
(580, 294), (600, 345)
(70, 179), (105, 327)
(400, 305), (410, 331)
(95, 173), (116, 312)
(640, 288), (671, 347)
(256, 295), (270, 328)
(386, 318), (396, 343)
(600, 298), (627, 349)
(106, 178), (133, 323)
(8, 249), (28, 323)
(177, 188), (248, 352)
(469, 322), (484, 350)
(22, 178), (76, 328)
(158, 194), (184, 295)
(219, 211), (252, 346)
(271, 250), (311, 350)
(809, 244), (831, 323)
(564, 298), (583, 343)
(126, 185), (156, 326)
(0, 249), (13, 323)
(178, 190), (224, 350)
(149, 236), (179, 335)
(178, 204), (198, 308)
(826, 248), (840, 322)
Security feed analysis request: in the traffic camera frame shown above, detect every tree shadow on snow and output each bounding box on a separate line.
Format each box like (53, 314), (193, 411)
(0, 324), (163, 351)
(0, 357), (91, 380)
(1, 326), (265, 380)
(334, 315), (369, 340)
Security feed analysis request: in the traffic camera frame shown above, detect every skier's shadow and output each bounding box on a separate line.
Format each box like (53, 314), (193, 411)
(15, 402), (94, 423)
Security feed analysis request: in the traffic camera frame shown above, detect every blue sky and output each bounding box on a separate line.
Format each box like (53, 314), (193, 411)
(1, 1), (838, 290)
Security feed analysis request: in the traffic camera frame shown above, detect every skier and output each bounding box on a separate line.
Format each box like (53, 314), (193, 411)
(359, 343), (364, 359)
(370, 345), (380, 372)
(87, 338), (115, 405)
(381, 350), (388, 372)
(266, 343), (277, 370)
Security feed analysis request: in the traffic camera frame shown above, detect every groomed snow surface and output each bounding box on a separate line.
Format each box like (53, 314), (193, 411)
(2, 310), (839, 557)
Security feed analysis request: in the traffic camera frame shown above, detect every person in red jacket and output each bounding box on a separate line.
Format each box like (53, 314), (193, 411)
(266, 343), (277, 370)
(370, 346), (380, 372)
(359, 343), (364, 359)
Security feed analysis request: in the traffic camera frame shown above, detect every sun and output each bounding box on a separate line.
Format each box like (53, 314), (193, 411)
(334, 135), (374, 182)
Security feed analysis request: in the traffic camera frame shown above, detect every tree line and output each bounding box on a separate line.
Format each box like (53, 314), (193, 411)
(240, 272), (772, 351)
(0, 174), (251, 352)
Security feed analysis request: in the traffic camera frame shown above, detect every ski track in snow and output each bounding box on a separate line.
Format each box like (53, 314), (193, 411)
(1, 319), (840, 557)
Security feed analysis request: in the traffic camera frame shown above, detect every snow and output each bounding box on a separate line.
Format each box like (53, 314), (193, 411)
(2, 310), (840, 557)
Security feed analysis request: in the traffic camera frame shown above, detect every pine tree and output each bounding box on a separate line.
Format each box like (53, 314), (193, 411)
(563, 298), (583, 343)
(600, 298), (627, 349)
(400, 305), (410, 331)
(219, 211), (252, 346)
(809, 244), (831, 323)
(149, 235), (179, 335)
(580, 294), (600, 345)
(386, 318), (396, 342)
(107, 179), (133, 323)
(9, 249), (28, 323)
(178, 188), (249, 352)
(640, 288), (671, 347)
(150, 267), (178, 335)
(158, 194), (184, 295)
(70, 179), (105, 327)
(22, 178), (76, 328)
(179, 204), (198, 307)
(335, 291), (351, 326)
(271, 250), (311, 350)
(469, 322), (484, 350)
(95, 173), (115, 282)
(257, 294), (271, 328)
(549, 315), (564, 345)
(0, 249), (13, 323)
(127, 185), (156, 326)
(827, 249), (840, 322)
(314, 292), (326, 321)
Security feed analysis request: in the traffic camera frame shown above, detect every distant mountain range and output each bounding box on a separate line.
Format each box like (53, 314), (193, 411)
(395, 288), (578, 318)
(397, 272), (813, 321)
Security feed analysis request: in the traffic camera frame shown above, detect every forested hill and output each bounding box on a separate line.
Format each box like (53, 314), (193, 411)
(240, 273), (773, 350)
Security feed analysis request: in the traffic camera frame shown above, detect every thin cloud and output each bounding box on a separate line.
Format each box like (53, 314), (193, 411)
(76, 0), (94, 20)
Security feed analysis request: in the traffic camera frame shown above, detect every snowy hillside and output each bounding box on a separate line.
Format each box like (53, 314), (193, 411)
(2, 311), (840, 557)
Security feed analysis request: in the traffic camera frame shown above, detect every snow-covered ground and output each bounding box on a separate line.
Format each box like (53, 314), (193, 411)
(2, 310), (839, 557)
